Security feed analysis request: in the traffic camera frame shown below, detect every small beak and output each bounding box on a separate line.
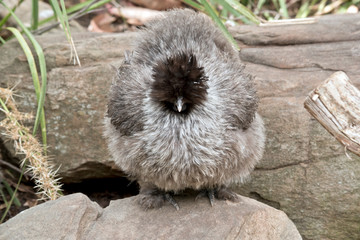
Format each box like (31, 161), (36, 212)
(175, 97), (183, 112)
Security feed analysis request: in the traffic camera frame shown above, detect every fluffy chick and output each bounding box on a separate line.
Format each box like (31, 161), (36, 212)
(104, 9), (265, 210)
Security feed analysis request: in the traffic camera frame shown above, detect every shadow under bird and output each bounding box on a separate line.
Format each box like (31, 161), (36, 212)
(104, 9), (265, 210)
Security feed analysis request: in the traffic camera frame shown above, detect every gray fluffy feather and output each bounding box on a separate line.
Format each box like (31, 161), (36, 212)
(104, 9), (265, 193)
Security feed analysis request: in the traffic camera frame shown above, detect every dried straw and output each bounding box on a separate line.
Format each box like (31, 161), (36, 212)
(0, 87), (62, 200)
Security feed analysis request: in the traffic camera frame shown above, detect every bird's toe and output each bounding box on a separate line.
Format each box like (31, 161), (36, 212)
(165, 193), (180, 211)
(196, 189), (215, 206)
(138, 193), (165, 210)
(215, 187), (240, 202)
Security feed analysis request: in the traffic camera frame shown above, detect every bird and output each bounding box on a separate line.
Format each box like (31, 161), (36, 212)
(104, 9), (265, 210)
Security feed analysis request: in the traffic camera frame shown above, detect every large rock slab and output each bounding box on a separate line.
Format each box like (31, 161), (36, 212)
(0, 32), (136, 182)
(231, 14), (360, 240)
(0, 193), (301, 240)
(0, 13), (359, 240)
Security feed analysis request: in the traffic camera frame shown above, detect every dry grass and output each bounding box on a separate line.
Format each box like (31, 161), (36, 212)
(0, 87), (62, 201)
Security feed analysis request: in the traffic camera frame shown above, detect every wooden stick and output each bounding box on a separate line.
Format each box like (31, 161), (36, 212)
(304, 71), (360, 157)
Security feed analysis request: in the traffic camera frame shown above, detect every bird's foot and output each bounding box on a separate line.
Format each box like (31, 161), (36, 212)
(195, 189), (215, 206)
(215, 187), (240, 202)
(138, 188), (179, 210)
(164, 193), (180, 211)
(196, 187), (240, 206)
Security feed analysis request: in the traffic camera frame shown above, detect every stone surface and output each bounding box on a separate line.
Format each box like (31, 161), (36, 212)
(0, 13), (359, 240)
(0, 193), (301, 240)
(0, 193), (103, 240)
(232, 14), (360, 240)
(0, 32), (136, 182)
(230, 13), (360, 45)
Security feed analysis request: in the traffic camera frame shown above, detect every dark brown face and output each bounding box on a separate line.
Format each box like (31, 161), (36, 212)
(150, 53), (208, 113)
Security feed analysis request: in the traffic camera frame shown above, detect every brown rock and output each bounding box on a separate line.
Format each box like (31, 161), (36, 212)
(0, 193), (301, 240)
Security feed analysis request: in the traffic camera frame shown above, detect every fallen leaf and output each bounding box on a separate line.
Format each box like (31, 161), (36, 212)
(129, 0), (182, 10)
(110, 6), (164, 26)
(88, 13), (117, 33)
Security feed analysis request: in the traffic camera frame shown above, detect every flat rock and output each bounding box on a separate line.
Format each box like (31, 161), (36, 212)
(0, 193), (301, 240)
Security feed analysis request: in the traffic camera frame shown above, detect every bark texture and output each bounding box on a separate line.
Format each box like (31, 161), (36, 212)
(304, 71), (360, 156)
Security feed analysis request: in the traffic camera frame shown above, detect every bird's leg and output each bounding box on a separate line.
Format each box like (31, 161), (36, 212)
(138, 184), (179, 210)
(196, 186), (239, 206)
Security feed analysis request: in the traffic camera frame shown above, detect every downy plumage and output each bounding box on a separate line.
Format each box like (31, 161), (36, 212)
(104, 9), (265, 209)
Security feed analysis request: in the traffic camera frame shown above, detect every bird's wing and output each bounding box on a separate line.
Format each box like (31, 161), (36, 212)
(225, 72), (258, 130)
(107, 62), (146, 136)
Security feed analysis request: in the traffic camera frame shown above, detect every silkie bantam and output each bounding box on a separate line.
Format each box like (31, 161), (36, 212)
(104, 9), (265, 210)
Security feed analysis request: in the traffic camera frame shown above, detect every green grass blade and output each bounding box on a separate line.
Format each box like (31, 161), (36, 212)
(0, 163), (26, 223)
(0, 11), (12, 30)
(214, 0), (251, 24)
(58, 0), (75, 63)
(31, 0), (39, 30)
(220, 7), (228, 18)
(271, 0), (279, 11)
(296, 0), (320, 18)
(215, 0), (242, 17)
(0, 0), (24, 29)
(278, 0), (289, 18)
(60, 0), (71, 36)
(200, 0), (239, 50)
(66, 0), (96, 13)
(0, 188), (9, 207)
(0, 98), (10, 113)
(296, 2), (310, 18)
(256, 0), (267, 12)
(49, 0), (81, 66)
(225, 0), (260, 24)
(336, 2), (352, 13)
(315, 0), (327, 15)
(6, 27), (48, 150)
(2, 180), (21, 207)
(39, 111), (47, 150)
(6, 28), (41, 97)
(83, 0), (112, 12)
(39, 0), (112, 26)
(0, 36), (6, 44)
(182, 0), (205, 11)
(49, 0), (68, 38)
(2, 3), (48, 148)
